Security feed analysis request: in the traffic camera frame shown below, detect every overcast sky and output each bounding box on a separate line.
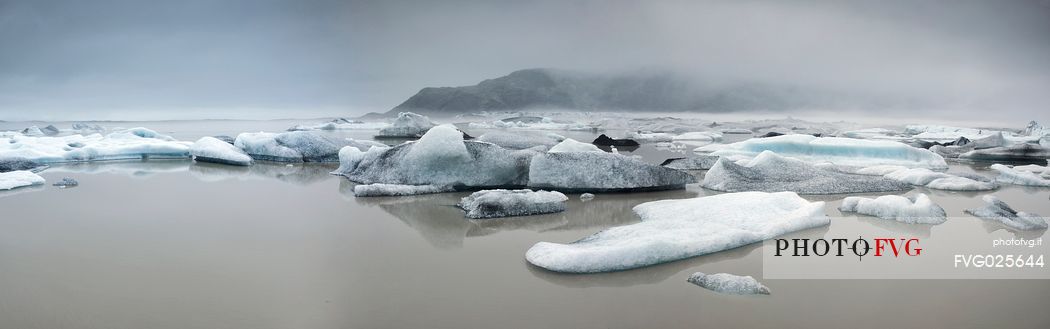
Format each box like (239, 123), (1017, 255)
(1, 0), (1048, 121)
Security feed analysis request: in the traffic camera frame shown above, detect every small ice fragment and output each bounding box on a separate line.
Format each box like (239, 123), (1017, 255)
(52, 177), (78, 188)
(458, 189), (568, 219)
(353, 183), (453, 197)
(579, 193), (595, 201)
(687, 272), (770, 295)
(838, 193), (946, 224)
(965, 195), (1047, 231)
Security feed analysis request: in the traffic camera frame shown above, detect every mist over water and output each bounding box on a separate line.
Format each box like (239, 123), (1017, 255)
(1, 0), (1048, 121)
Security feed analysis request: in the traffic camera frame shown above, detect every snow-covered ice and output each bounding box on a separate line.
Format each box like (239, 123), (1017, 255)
(701, 151), (911, 194)
(687, 272), (770, 295)
(0, 170), (45, 190)
(190, 136), (254, 166)
(528, 152), (696, 192)
(525, 191), (829, 273)
(547, 138), (604, 153)
(965, 195), (1047, 231)
(990, 164), (1050, 187)
(457, 189), (568, 219)
(660, 156), (720, 170)
(838, 193), (946, 224)
(0, 127), (191, 163)
(353, 183), (454, 197)
(476, 131), (564, 150)
(375, 112), (436, 138)
(695, 135), (948, 169)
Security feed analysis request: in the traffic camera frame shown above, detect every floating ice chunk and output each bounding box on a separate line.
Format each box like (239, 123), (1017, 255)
(906, 125), (1009, 142)
(673, 131), (723, 142)
(929, 144), (975, 159)
(839, 194), (946, 224)
(191, 136), (253, 166)
(476, 131), (564, 150)
(528, 152), (696, 192)
(0, 128), (191, 163)
(883, 168), (951, 185)
(234, 132), (303, 162)
(696, 135), (948, 169)
(525, 191), (829, 273)
(458, 189), (568, 219)
(687, 272), (770, 295)
(273, 131), (346, 162)
(0, 157), (45, 173)
(71, 123), (105, 132)
(660, 156), (719, 170)
(960, 144), (1050, 162)
(375, 112), (436, 138)
(287, 119), (386, 131)
(353, 183), (454, 197)
(925, 176), (998, 191)
(334, 145), (389, 174)
(965, 195), (1047, 230)
(337, 127), (535, 188)
(701, 151), (910, 194)
(52, 177), (78, 188)
(840, 128), (906, 141)
(580, 193), (595, 201)
(854, 165), (909, 176)
(990, 164), (1050, 186)
(626, 132), (674, 143)
(20, 126), (44, 136)
(548, 138), (604, 153)
(41, 125), (60, 136)
(0, 170), (45, 190)
(467, 117), (598, 131)
(859, 166), (997, 191)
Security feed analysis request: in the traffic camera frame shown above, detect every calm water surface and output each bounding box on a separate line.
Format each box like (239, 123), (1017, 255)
(1, 121), (1048, 329)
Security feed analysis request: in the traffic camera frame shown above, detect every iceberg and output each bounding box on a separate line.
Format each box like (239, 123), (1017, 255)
(687, 272), (770, 295)
(857, 166), (997, 191)
(990, 164), (1050, 187)
(840, 128), (907, 141)
(352, 183), (454, 197)
(273, 131), (347, 162)
(476, 131), (564, 150)
(52, 177), (78, 188)
(457, 189), (568, 219)
(838, 194), (946, 224)
(701, 152), (911, 194)
(0, 170), (46, 190)
(673, 131), (723, 142)
(695, 135), (948, 169)
(660, 156), (720, 170)
(20, 126), (44, 136)
(0, 157), (45, 173)
(234, 132), (304, 162)
(525, 191), (829, 273)
(375, 112), (436, 138)
(337, 125), (535, 188)
(0, 127), (191, 163)
(580, 193), (595, 201)
(965, 195), (1047, 230)
(190, 136), (254, 166)
(547, 138), (604, 153)
(234, 131), (358, 163)
(959, 144), (1050, 162)
(528, 152), (696, 192)
(625, 132), (675, 143)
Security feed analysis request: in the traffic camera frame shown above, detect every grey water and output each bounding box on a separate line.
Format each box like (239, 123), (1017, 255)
(1, 120), (1048, 329)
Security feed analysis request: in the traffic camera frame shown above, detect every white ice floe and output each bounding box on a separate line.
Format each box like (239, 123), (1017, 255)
(352, 183), (454, 197)
(990, 164), (1050, 187)
(457, 189), (568, 219)
(965, 195), (1047, 230)
(701, 151), (911, 194)
(856, 166), (998, 191)
(0, 127), (191, 163)
(839, 193), (946, 224)
(476, 131), (564, 150)
(687, 272), (770, 295)
(0, 170), (45, 190)
(525, 191), (829, 273)
(547, 138), (604, 153)
(375, 112), (436, 138)
(695, 135), (947, 169)
(906, 125), (1008, 142)
(529, 152), (696, 192)
(673, 131), (724, 142)
(190, 136), (253, 166)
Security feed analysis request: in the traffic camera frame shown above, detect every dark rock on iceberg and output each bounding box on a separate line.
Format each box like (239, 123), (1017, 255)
(528, 152), (697, 192)
(702, 151), (911, 194)
(758, 132), (784, 138)
(592, 134), (639, 146)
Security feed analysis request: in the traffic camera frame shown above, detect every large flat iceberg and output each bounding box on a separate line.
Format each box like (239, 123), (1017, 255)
(990, 164), (1050, 187)
(695, 135), (947, 169)
(0, 170), (46, 190)
(701, 151), (911, 194)
(457, 189), (568, 219)
(528, 152), (696, 192)
(838, 194), (946, 224)
(0, 127), (191, 163)
(525, 191), (829, 273)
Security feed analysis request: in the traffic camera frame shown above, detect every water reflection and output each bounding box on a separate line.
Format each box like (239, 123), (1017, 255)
(347, 183), (701, 249)
(189, 162), (337, 185)
(0, 184), (43, 199)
